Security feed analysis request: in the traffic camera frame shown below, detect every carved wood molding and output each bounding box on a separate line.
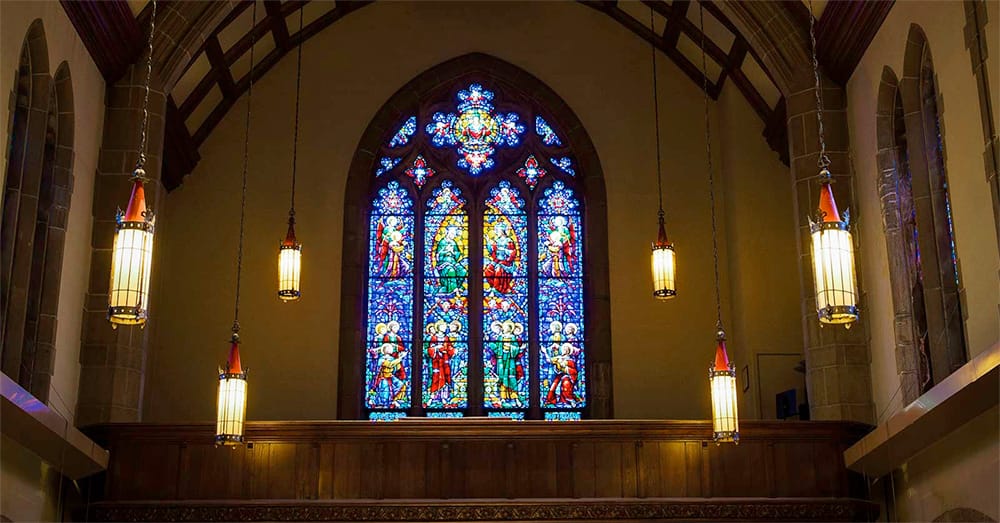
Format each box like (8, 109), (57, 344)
(88, 498), (879, 522)
(86, 419), (869, 444)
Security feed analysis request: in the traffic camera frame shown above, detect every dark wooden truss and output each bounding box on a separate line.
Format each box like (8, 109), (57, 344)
(61, 0), (893, 191)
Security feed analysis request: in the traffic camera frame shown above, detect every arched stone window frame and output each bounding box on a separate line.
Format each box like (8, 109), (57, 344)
(1, 20), (75, 402)
(338, 54), (611, 420)
(875, 25), (968, 405)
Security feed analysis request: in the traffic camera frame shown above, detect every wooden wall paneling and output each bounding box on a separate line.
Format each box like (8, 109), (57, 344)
(813, 441), (841, 497)
(358, 442), (383, 499)
(331, 442), (361, 499)
(317, 442), (334, 499)
(424, 442), (443, 499)
(657, 441), (687, 496)
(554, 441), (573, 498)
(381, 441), (401, 499)
(683, 441), (702, 497)
(593, 441), (622, 497)
(620, 441), (638, 498)
(397, 442), (426, 498)
(571, 441), (596, 498)
(637, 440), (660, 497)
(503, 441), (517, 499)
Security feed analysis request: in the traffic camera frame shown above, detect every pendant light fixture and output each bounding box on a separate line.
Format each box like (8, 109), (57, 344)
(807, 0), (859, 327)
(648, 8), (676, 299)
(698, 3), (738, 444)
(278, 7), (304, 301)
(216, 2), (257, 446)
(108, 0), (157, 328)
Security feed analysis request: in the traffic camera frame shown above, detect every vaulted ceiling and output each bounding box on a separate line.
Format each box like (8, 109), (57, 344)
(62, 0), (893, 190)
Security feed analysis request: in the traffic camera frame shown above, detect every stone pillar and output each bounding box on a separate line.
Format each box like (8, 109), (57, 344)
(76, 65), (166, 426)
(787, 81), (875, 424)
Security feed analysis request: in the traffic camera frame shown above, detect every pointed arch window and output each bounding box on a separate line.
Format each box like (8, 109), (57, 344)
(362, 82), (587, 420)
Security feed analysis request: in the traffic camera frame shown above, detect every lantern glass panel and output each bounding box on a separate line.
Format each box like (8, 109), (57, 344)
(216, 374), (247, 445)
(651, 244), (676, 299)
(810, 225), (858, 324)
(109, 223), (154, 325)
(710, 367), (739, 443)
(278, 244), (302, 300)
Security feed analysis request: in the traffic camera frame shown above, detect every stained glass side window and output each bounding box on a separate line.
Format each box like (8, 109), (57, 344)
(389, 116), (417, 148)
(365, 182), (414, 413)
(535, 116), (563, 146)
(483, 181), (529, 410)
(537, 181), (585, 412)
(423, 181), (469, 411)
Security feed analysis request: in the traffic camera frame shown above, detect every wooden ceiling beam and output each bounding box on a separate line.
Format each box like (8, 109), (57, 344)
(661, 0), (689, 46)
(264, 0), (291, 51)
(814, 0), (895, 85)
(60, 0), (142, 84)
(204, 36), (237, 100)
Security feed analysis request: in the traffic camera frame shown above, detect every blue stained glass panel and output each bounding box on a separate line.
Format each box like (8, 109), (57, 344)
(389, 116), (417, 148)
(483, 181), (529, 409)
(370, 412), (407, 422)
(487, 411), (525, 420)
(366, 182), (414, 410)
(535, 116), (563, 146)
(537, 181), (585, 411)
(544, 412), (582, 421)
(550, 157), (575, 176)
(423, 181), (469, 409)
(424, 84), (525, 175)
(375, 156), (401, 176)
(427, 411), (464, 418)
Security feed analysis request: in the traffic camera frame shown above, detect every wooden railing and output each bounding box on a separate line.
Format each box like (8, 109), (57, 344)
(86, 419), (869, 502)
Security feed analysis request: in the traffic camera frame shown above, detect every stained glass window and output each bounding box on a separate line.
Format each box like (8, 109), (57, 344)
(535, 116), (563, 146)
(423, 181), (469, 411)
(537, 181), (585, 411)
(389, 116), (417, 148)
(516, 155), (547, 190)
(426, 84), (525, 175)
(365, 182), (414, 414)
(363, 82), (588, 420)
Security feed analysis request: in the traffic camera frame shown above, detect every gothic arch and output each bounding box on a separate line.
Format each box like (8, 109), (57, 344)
(896, 24), (968, 387)
(337, 53), (611, 419)
(2, 19), (52, 385)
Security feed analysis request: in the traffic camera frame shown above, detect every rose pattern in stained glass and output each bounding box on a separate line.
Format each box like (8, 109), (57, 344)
(405, 155), (436, 188)
(425, 84), (525, 175)
(516, 155), (547, 189)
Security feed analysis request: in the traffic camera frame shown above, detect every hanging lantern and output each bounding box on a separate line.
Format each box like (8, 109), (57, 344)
(108, 168), (155, 328)
(216, 335), (248, 446)
(809, 170), (859, 327)
(651, 213), (676, 299)
(278, 217), (301, 301)
(709, 330), (739, 444)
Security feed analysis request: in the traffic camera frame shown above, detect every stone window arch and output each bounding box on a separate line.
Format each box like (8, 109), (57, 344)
(875, 26), (968, 405)
(338, 54), (611, 420)
(1, 20), (75, 402)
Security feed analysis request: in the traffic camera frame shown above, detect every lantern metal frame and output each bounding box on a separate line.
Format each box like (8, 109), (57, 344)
(278, 216), (302, 301)
(216, 335), (249, 446)
(651, 213), (676, 299)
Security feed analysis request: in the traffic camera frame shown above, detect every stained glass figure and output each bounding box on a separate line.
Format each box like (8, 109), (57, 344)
(550, 157), (575, 176)
(538, 182), (585, 411)
(543, 411), (582, 421)
(516, 155), (547, 190)
(389, 116), (417, 148)
(370, 412), (408, 422)
(425, 84), (525, 175)
(375, 156), (401, 177)
(535, 116), (563, 146)
(366, 182), (414, 411)
(483, 181), (529, 410)
(405, 155), (437, 188)
(423, 181), (469, 410)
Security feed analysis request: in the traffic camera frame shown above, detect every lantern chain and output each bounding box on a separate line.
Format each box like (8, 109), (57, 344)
(808, 0), (831, 175)
(233, 1), (257, 338)
(289, 6), (304, 219)
(135, 0), (157, 173)
(650, 8), (665, 222)
(699, 2), (723, 335)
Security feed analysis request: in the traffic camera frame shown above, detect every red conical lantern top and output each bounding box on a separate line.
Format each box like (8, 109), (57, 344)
(282, 217), (298, 248)
(818, 182), (841, 223)
(714, 339), (731, 372)
(226, 340), (243, 374)
(124, 178), (148, 222)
